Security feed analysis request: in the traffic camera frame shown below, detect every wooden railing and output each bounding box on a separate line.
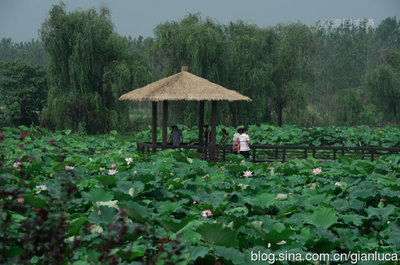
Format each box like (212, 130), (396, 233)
(136, 142), (400, 162)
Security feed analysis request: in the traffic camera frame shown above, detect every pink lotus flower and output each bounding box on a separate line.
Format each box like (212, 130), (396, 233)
(379, 131), (383, 134)
(13, 162), (22, 168)
(65, 166), (74, 171)
(295, 163), (299, 167)
(108, 169), (118, 175)
(111, 164), (116, 169)
(241, 160), (245, 163)
(310, 186), (315, 190)
(243, 170), (253, 178)
(17, 197), (24, 203)
(99, 167), (105, 171)
(312, 168), (322, 175)
(201, 210), (213, 218)
(335, 182), (342, 187)
(193, 201), (197, 204)
(309, 128), (312, 130)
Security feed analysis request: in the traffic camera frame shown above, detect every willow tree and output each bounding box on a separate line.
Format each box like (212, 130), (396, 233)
(153, 15), (278, 126)
(40, 4), (129, 133)
(0, 60), (47, 126)
(152, 14), (227, 126)
(223, 22), (276, 125)
(272, 23), (315, 126)
(0, 38), (48, 65)
(367, 63), (400, 124)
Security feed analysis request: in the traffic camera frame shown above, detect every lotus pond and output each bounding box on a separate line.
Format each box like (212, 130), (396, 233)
(1, 126), (400, 265)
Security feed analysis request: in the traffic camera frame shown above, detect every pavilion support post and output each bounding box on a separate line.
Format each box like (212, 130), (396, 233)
(198, 101), (204, 154)
(162, 100), (168, 149)
(152, 102), (157, 152)
(210, 101), (217, 161)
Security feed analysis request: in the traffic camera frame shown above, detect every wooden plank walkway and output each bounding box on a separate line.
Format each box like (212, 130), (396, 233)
(136, 142), (400, 162)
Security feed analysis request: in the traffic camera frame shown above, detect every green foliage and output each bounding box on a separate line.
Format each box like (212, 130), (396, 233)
(136, 123), (400, 147)
(366, 62), (400, 125)
(2, 11), (400, 130)
(152, 15), (312, 127)
(332, 87), (382, 126)
(153, 14), (226, 126)
(222, 21), (275, 125)
(0, 60), (48, 127)
(272, 23), (315, 126)
(39, 4), (133, 133)
(312, 17), (400, 126)
(149, 15), (400, 127)
(0, 38), (48, 65)
(2, 126), (400, 264)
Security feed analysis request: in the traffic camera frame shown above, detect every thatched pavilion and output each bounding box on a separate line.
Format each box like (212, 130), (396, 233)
(119, 66), (251, 160)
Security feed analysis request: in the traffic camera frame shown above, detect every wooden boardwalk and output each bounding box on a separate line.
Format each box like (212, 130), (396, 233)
(136, 142), (400, 162)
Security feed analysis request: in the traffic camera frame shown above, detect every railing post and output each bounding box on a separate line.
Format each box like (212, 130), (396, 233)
(252, 148), (256, 162)
(333, 149), (336, 160)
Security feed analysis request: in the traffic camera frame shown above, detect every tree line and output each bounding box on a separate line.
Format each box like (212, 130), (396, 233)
(0, 4), (399, 133)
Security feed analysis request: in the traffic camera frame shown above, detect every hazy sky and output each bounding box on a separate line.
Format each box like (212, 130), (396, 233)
(0, 0), (399, 42)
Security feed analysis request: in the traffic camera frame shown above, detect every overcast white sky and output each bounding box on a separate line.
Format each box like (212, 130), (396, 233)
(0, 0), (399, 42)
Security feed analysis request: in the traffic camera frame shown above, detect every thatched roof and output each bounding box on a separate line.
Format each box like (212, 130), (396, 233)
(119, 69), (252, 102)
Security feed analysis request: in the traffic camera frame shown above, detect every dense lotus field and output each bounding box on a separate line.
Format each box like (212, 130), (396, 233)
(137, 124), (400, 147)
(1, 126), (400, 265)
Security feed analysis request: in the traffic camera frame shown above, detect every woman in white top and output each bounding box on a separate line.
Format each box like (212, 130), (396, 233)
(237, 127), (250, 159)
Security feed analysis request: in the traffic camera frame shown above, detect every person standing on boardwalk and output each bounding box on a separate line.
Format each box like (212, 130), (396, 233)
(220, 128), (229, 146)
(202, 125), (211, 159)
(238, 127), (250, 159)
(168, 125), (183, 146)
(232, 128), (242, 154)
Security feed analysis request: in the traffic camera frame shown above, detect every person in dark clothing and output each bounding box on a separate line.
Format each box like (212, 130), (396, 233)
(168, 125), (183, 146)
(220, 128), (229, 146)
